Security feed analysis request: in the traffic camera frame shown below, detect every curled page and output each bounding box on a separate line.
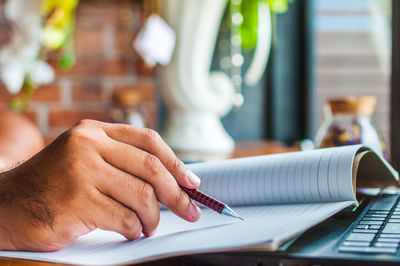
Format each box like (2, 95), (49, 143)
(190, 145), (398, 206)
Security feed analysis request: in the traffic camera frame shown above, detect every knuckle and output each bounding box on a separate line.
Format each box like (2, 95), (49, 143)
(65, 127), (88, 143)
(142, 128), (161, 146)
(83, 186), (99, 201)
(56, 120), (100, 149)
(166, 188), (187, 208)
(122, 212), (140, 230)
(75, 119), (96, 128)
(176, 189), (187, 205)
(64, 126), (99, 149)
(143, 154), (162, 175)
(140, 182), (156, 202)
(170, 157), (183, 174)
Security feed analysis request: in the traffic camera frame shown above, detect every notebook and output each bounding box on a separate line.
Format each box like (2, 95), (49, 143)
(0, 145), (398, 265)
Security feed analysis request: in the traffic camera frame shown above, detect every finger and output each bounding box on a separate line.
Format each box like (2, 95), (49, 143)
(96, 164), (160, 236)
(99, 138), (201, 222)
(101, 123), (200, 188)
(89, 190), (143, 240)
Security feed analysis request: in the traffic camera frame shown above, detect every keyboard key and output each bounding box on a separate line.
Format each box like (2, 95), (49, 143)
(366, 247), (398, 254)
(359, 220), (383, 225)
(365, 214), (387, 218)
(368, 210), (390, 214)
(369, 225), (382, 230)
(393, 211), (400, 215)
(353, 229), (378, 234)
(382, 223), (400, 234)
(374, 242), (399, 248)
(339, 246), (397, 254)
(377, 238), (400, 243)
(370, 195), (398, 211)
(379, 234), (400, 239)
(342, 241), (370, 247)
(391, 215), (400, 219)
(356, 225), (369, 229)
(389, 219), (400, 223)
(362, 217), (386, 221)
(346, 233), (375, 242)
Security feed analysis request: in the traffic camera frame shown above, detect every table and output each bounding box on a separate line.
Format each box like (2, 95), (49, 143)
(232, 141), (299, 158)
(0, 141), (299, 266)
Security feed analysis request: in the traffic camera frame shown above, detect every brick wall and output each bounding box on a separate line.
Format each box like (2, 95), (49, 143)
(0, 0), (157, 144)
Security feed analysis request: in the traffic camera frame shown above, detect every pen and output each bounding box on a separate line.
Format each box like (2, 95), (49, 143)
(181, 186), (243, 220)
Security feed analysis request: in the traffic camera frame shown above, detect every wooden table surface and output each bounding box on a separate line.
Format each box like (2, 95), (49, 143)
(0, 141), (299, 266)
(232, 141), (299, 158)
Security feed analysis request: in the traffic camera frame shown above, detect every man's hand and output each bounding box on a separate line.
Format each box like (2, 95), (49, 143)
(0, 120), (201, 251)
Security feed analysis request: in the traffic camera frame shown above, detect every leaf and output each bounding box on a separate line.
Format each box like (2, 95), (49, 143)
(59, 54), (75, 69)
(237, 0), (292, 49)
(240, 0), (259, 49)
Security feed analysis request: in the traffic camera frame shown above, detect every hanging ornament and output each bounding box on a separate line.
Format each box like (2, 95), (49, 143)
(218, 0), (293, 111)
(229, 0), (244, 110)
(133, 0), (175, 74)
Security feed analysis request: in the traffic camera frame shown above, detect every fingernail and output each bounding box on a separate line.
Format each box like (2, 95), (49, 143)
(189, 201), (201, 220)
(134, 230), (142, 239)
(146, 229), (156, 237)
(186, 170), (201, 186)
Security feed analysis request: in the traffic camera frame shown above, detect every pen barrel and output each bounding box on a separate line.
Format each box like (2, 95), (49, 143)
(181, 187), (225, 214)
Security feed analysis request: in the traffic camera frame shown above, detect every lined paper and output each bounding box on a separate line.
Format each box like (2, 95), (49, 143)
(190, 145), (361, 206)
(0, 201), (353, 265)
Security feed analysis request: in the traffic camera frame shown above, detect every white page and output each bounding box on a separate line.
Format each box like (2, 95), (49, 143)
(190, 145), (363, 206)
(0, 201), (353, 265)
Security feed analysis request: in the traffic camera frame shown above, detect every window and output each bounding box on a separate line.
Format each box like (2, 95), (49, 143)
(313, 0), (392, 143)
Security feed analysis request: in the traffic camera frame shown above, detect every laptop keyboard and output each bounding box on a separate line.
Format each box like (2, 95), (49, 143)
(339, 194), (400, 254)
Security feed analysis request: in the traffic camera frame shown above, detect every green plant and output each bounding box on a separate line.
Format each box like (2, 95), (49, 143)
(240, 0), (293, 49)
(8, 0), (79, 112)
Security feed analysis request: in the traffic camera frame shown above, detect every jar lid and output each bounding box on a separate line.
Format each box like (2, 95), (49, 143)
(328, 96), (376, 115)
(113, 89), (142, 107)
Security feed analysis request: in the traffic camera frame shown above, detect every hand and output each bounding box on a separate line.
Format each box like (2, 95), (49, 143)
(0, 120), (201, 251)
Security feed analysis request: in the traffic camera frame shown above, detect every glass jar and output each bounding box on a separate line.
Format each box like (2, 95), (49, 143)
(315, 96), (387, 159)
(110, 89), (151, 128)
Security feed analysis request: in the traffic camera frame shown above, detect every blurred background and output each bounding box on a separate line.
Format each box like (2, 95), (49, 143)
(0, 0), (397, 166)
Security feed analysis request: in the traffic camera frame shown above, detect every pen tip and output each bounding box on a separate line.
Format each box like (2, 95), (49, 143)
(222, 206), (243, 220)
